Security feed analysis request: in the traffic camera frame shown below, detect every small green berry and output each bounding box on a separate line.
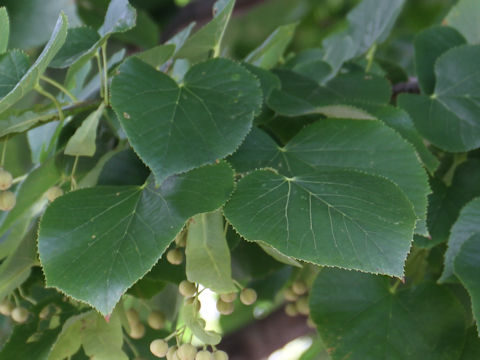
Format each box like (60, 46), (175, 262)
(0, 168), (13, 190)
(126, 308), (140, 325)
(129, 322), (145, 339)
(292, 280), (308, 295)
(219, 292), (237, 303)
(296, 296), (310, 316)
(216, 299), (234, 315)
(0, 299), (14, 316)
(285, 303), (298, 317)
(179, 280), (196, 298)
(167, 248), (184, 265)
(283, 288), (298, 302)
(166, 347), (178, 360)
(177, 343), (197, 360)
(45, 186), (64, 202)
(150, 339), (169, 358)
(11, 307), (29, 323)
(148, 310), (166, 330)
(213, 350), (229, 360)
(195, 350), (213, 360)
(0, 191), (16, 211)
(240, 288), (257, 306)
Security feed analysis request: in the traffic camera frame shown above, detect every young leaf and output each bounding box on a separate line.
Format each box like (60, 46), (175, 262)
(444, 0), (480, 45)
(38, 162), (234, 315)
(440, 197), (480, 283)
(175, 0), (235, 62)
(65, 103), (105, 157)
(414, 26), (466, 95)
(110, 57), (261, 184)
(454, 233), (480, 336)
(186, 210), (236, 293)
(98, 0), (137, 37)
(0, 13), (68, 114)
(224, 168), (416, 277)
(230, 119), (429, 236)
(310, 268), (467, 360)
(245, 23), (298, 69)
(399, 45), (480, 152)
(0, 7), (9, 53)
(50, 26), (100, 68)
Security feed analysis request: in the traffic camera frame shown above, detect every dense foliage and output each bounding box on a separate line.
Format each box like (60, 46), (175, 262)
(0, 0), (479, 359)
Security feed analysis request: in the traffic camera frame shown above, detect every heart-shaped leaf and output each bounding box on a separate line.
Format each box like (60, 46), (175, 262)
(399, 45), (480, 152)
(229, 119), (429, 235)
(440, 197), (480, 283)
(310, 268), (467, 360)
(454, 233), (480, 336)
(38, 162), (234, 315)
(224, 168), (415, 276)
(0, 13), (67, 114)
(110, 57), (261, 184)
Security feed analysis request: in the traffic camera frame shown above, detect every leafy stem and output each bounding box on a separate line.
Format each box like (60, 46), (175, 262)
(102, 43), (110, 106)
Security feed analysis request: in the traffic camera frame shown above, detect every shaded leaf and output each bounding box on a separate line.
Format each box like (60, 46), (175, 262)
(134, 44), (175, 69)
(50, 26), (100, 68)
(454, 233), (480, 335)
(111, 57), (261, 184)
(38, 162), (234, 315)
(441, 197), (480, 283)
(0, 49), (29, 98)
(399, 45), (480, 152)
(310, 268), (467, 360)
(98, 0), (137, 38)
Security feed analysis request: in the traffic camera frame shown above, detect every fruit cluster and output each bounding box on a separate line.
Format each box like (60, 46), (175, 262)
(0, 299), (29, 323)
(0, 168), (15, 211)
(283, 280), (316, 328)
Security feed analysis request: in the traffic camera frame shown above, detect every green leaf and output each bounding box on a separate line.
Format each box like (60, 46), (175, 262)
(267, 70), (388, 117)
(98, 0), (137, 38)
(461, 327), (480, 359)
(110, 57), (261, 184)
(38, 162), (234, 315)
(257, 242), (302, 268)
(428, 159), (480, 245)
(414, 26), (466, 95)
(454, 233), (480, 335)
(0, 13), (68, 114)
(245, 23), (297, 69)
(0, 222), (37, 300)
(445, 0), (480, 44)
(288, 52), (332, 85)
(440, 197), (480, 283)
(322, 33), (355, 78)
(356, 103), (439, 173)
(347, 0), (405, 55)
(0, 7), (9, 53)
(134, 44), (175, 69)
(0, 49), (29, 98)
(230, 119), (429, 236)
(224, 168), (416, 277)
(65, 103), (105, 157)
(183, 303), (222, 345)
(399, 45), (480, 152)
(0, 157), (61, 238)
(0, 108), (57, 139)
(50, 26), (100, 68)
(175, 0), (235, 62)
(310, 268), (467, 360)
(186, 210), (236, 293)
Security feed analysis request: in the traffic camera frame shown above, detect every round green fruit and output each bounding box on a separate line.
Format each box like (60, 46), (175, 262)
(0, 299), (14, 316)
(213, 350), (229, 360)
(129, 322), (146, 339)
(150, 339), (169, 358)
(292, 281), (308, 295)
(240, 288), (257, 306)
(179, 280), (196, 298)
(216, 299), (234, 315)
(148, 310), (166, 330)
(0, 169), (13, 190)
(177, 343), (197, 360)
(0, 191), (16, 211)
(220, 292), (237, 303)
(167, 248), (184, 265)
(195, 350), (213, 360)
(11, 307), (29, 323)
